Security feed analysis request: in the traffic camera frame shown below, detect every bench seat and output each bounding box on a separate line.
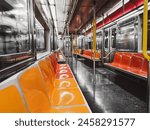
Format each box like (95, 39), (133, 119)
(105, 52), (148, 79)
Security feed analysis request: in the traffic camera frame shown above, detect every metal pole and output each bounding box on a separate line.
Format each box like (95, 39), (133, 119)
(76, 30), (78, 75)
(67, 24), (70, 62)
(148, 62), (150, 112)
(64, 30), (66, 56)
(93, 0), (96, 84)
(142, 0), (150, 112)
(123, 0), (125, 14)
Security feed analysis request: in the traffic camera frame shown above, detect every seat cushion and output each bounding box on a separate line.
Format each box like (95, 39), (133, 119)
(50, 106), (90, 113)
(54, 78), (78, 89)
(0, 85), (27, 113)
(50, 88), (86, 107)
(55, 73), (73, 79)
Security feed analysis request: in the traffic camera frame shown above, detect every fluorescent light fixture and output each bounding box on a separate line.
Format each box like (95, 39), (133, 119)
(106, 0), (130, 16)
(49, 0), (58, 35)
(50, 5), (56, 20)
(49, 0), (55, 5)
(42, 5), (49, 18)
(40, 0), (45, 5)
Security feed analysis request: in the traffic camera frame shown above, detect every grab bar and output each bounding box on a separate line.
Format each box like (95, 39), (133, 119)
(103, 50), (116, 59)
(143, 0), (150, 61)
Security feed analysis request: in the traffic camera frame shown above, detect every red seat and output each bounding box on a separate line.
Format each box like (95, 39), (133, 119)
(110, 52), (123, 66)
(129, 55), (144, 73)
(119, 54), (132, 69)
(81, 50), (101, 60)
(140, 59), (148, 77)
(105, 52), (148, 78)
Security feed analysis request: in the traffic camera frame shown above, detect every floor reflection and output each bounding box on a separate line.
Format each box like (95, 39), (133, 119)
(68, 57), (147, 113)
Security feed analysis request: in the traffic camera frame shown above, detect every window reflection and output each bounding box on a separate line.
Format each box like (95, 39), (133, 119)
(111, 28), (116, 48)
(116, 26), (136, 51)
(0, 0), (30, 54)
(96, 32), (102, 50)
(35, 19), (45, 51)
(104, 30), (109, 48)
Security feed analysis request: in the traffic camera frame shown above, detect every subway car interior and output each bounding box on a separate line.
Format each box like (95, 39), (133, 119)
(0, 0), (150, 113)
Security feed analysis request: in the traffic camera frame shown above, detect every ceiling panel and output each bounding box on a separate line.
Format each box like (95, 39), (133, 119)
(53, 0), (72, 35)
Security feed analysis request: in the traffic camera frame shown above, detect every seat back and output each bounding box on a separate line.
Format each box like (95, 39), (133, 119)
(18, 66), (51, 113)
(83, 50), (92, 57)
(45, 57), (56, 76)
(130, 55), (144, 70)
(120, 54), (132, 67)
(49, 53), (58, 70)
(95, 51), (101, 59)
(141, 59), (148, 73)
(38, 60), (54, 91)
(113, 52), (123, 64)
(0, 85), (27, 113)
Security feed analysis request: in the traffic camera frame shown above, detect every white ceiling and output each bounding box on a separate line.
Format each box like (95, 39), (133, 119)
(49, 0), (73, 35)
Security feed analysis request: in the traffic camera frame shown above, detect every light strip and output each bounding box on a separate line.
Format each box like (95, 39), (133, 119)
(48, 0), (55, 5)
(49, 0), (58, 35)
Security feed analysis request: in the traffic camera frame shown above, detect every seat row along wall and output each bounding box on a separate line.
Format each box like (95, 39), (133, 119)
(105, 52), (147, 78)
(73, 49), (101, 60)
(0, 51), (91, 113)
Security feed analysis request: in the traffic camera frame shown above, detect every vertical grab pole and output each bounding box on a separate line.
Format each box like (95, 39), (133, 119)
(75, 30), (78, 75)
(142, 0), (150, 112)
(92, 0), (96, 84)
(67, 24), (70, 63)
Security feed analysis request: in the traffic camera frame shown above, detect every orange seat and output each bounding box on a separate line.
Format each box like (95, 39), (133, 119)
(56, 73), (73, 79)
(105, 52), (148, 78)
(50, 106), (90, 113)
(57, 64), (68, 68)
(19, 67), (51, 113)
(54, 79), (78, 89)
(119, 54), (132, 69)
(56, 69), (71, 74)
(73, 49), (81, 54)
(42, 58), (77, 89)
(50, 88), (86, 107)
(38, 60), (55, 90)
(0, 85), (27, 113)
(129, 55), (144, 73)
(19, 66), (86, 108)
(110, 52), (123, 66)
(140, 59), (148, 77)
(38, 60), (86, 106)
(45, 57), (72, 80)
(95, 51), (101, 59)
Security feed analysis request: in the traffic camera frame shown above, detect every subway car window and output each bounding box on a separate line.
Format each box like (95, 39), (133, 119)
(0, 0), (33, 80)
(0, 0), (30, 55)
(35, 19), (45, 51)
(96, 32), (102, 50)
(146, 11), (150, 50)
(104, 30), (109, 48)
(148, 19), (150, 50)
(116, 17), (137, 51)
(111, 28), (116, 48)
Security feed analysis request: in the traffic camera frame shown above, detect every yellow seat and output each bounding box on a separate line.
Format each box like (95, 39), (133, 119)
(19, 66), (51, 113)
(50, 106), (90, 113)
(0, 85), (27, 113)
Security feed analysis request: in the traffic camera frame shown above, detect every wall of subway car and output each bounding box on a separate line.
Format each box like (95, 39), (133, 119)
(75, 6), (150, 63)
(0, 0), (57, 82)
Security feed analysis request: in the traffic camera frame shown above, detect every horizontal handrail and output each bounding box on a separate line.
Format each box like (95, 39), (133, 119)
(103, 50), (116, 59)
